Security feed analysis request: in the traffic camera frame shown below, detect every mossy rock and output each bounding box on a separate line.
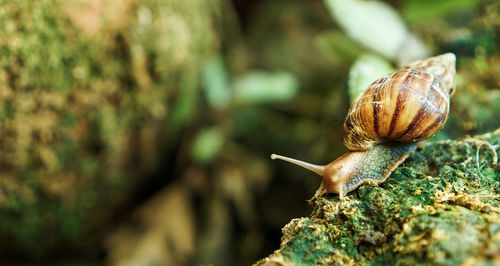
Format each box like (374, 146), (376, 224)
(0, 0), (218, 257)
(257, 129), (500, 265)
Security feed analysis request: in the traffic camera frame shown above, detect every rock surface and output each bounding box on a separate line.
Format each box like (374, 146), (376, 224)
(257, 129), (500, 265)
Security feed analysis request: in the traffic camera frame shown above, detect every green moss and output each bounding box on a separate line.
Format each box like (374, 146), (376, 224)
(257, 130), (500, 265)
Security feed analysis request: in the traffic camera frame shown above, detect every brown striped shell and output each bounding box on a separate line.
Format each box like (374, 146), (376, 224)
(344, 53), (456, 151)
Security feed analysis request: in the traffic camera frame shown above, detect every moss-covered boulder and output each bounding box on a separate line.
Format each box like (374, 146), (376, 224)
(0, 0), (218, 257)
(257, 130), (500, 265)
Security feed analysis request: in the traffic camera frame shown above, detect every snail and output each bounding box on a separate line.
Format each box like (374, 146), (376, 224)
(271, 53), (456, 198)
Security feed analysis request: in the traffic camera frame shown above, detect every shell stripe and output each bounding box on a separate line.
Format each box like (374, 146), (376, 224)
(387, 70), (415, 136)
(416, 112), (447, 140)
(398, 76), (438, 138)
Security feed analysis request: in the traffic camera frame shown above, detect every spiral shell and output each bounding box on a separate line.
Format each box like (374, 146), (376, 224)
(344, 53), (456, 151)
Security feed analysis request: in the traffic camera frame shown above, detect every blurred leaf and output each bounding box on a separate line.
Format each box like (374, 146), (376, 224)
(233, 72), (298, 104)
(324, 0), (408, 59)
(314, 30), (363, 62)
(192, 127), (224, 163)
(402, 0), (481, 24)
(348, 53), (395, 102)
(202, 56), (231, 110)
(396, 34), (429, 66)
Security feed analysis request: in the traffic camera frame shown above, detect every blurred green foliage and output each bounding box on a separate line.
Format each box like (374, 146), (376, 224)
(233, 72), (298, 104)
(192, 127), (225, 164)
(202, 56), (232, 110)
(314, 31), (363, 63)
(402, 0), (482, 24)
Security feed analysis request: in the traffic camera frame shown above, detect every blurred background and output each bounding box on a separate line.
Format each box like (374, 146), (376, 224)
(0, 0), (498, 265)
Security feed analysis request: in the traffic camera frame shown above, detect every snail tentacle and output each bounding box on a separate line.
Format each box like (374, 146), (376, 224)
(270, 154), (326, 176)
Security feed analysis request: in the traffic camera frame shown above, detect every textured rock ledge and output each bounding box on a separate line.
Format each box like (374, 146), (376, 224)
(257, 129), (500, 265)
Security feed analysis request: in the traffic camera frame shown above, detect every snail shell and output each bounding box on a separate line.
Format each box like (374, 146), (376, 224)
(344, 53), (456, 151)
(271, 53), (456, 198)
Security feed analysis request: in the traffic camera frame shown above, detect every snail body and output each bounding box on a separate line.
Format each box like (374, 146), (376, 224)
(271, 53), (456, 198)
